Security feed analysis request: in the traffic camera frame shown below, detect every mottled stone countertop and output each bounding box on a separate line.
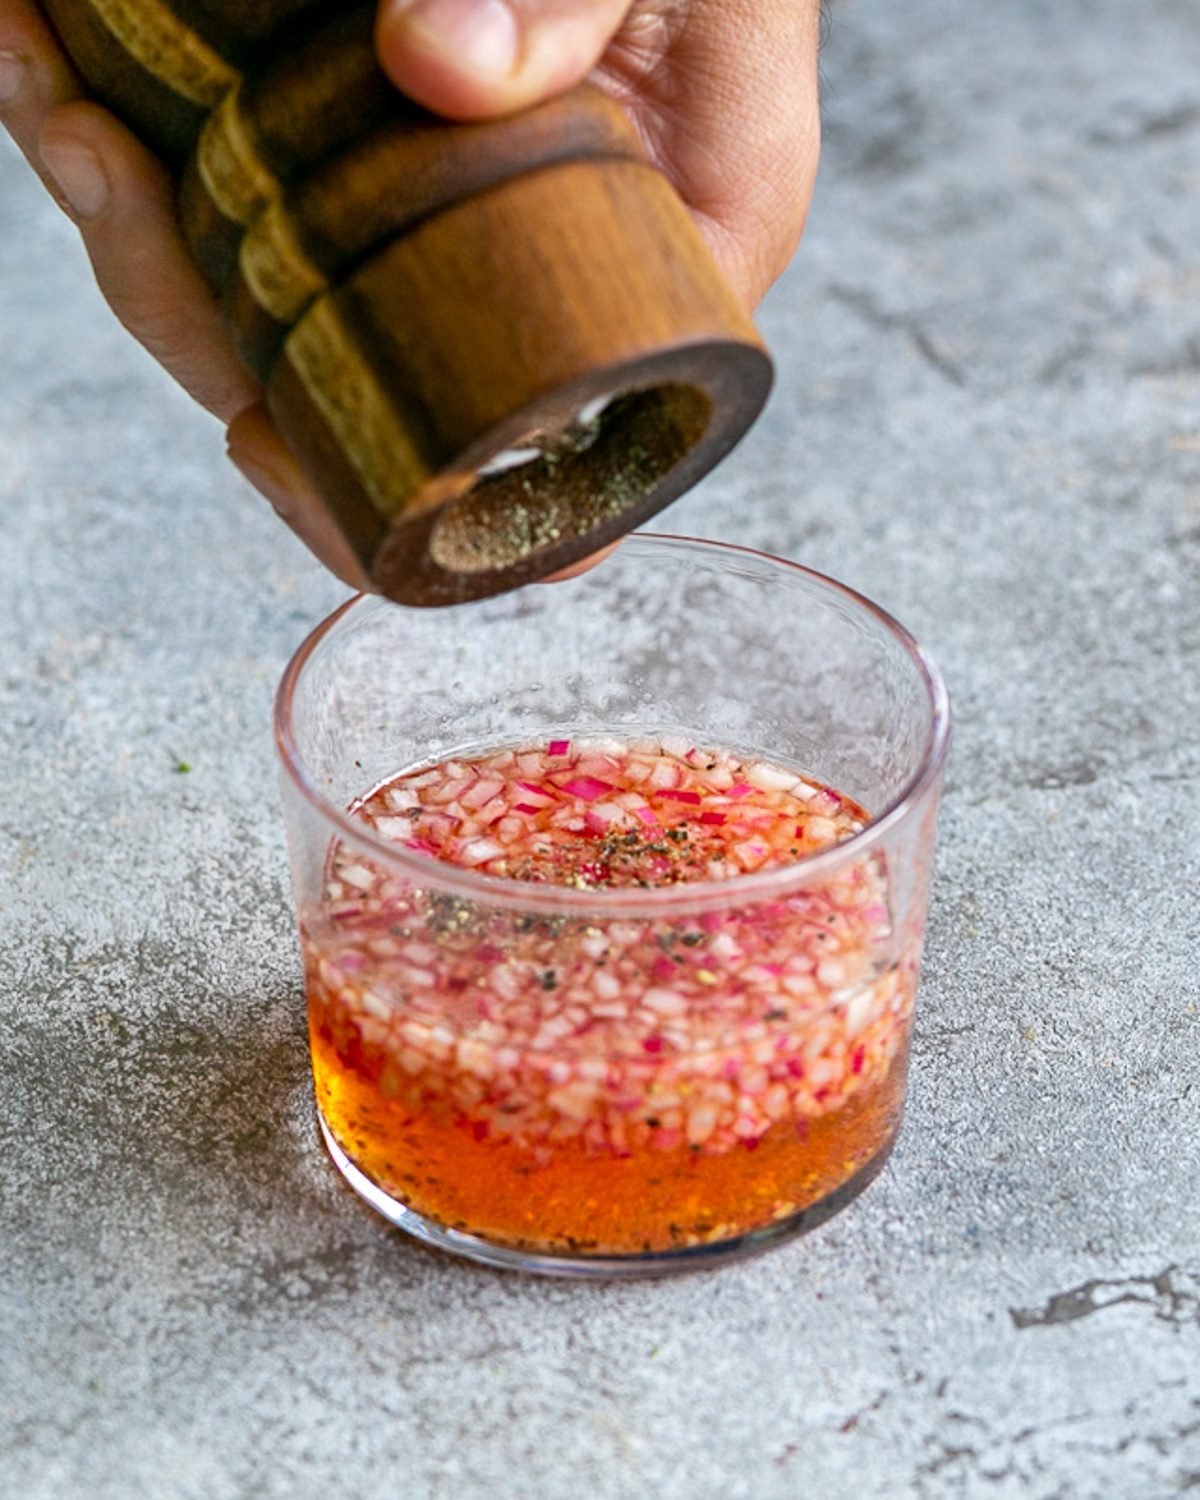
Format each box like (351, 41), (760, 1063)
(2, 1), (1198, 1495)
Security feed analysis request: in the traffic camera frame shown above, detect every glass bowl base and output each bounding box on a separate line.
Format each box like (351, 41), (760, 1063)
(318, 1112), (896, 1278)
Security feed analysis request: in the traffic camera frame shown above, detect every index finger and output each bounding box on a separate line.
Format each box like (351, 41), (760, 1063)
(0, 0), (83, 193)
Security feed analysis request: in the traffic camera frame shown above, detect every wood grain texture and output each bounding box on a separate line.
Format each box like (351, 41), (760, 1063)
(43, 0), (213, 164)
(269, 159), (770, 605)
(240, 3), (391, 173)
(228, 84), (647, 380)
(335, 160), (762, 459)
(179, 3), (396, 296)
(167, 0), (320, 50)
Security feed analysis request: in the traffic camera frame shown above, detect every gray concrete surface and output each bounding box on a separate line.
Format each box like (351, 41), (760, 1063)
(2, 1), (1198, 1495)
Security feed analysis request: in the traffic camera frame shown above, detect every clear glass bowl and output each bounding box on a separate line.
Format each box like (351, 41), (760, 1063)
(275, 535), (950, 1275)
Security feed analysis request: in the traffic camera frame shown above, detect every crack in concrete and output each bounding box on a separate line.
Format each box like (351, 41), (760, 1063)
(828, 283), (968, 387)
(1088, 101), (1200, 146)
(837, 1388), (889, 1435)
(910, 1400), (1199, 1494)
(1010, 1266), (1200, 1330)
(1130, 335), (1200, 379)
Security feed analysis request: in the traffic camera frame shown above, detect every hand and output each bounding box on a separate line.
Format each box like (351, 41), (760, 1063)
(0, 0), (370, 587)
(0, 0), (821, 588)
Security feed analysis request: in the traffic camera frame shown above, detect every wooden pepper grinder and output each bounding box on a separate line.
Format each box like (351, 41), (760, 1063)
(44, 1), (773, 605)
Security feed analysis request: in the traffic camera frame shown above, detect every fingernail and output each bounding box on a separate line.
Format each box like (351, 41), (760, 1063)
(40, 137), (109, 219)
(389, 0), (519, 78)
(0, 50), (26, 106)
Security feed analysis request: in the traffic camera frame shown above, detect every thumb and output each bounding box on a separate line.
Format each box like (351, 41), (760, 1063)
(375, 0), (632, 119)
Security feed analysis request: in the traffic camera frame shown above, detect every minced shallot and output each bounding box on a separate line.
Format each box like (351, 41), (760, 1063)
(303, 737), (917, 1253)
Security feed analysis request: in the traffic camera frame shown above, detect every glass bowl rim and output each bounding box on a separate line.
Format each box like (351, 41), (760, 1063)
(274, 534), (951, 917)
